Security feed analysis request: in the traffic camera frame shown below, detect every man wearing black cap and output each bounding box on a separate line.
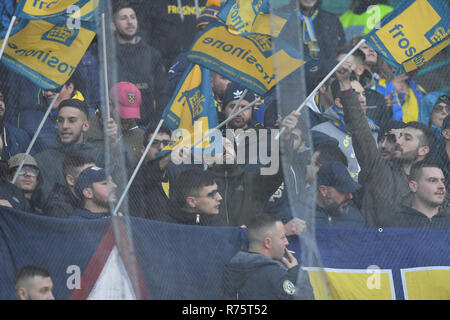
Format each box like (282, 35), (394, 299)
(315, 161), (365, 227)
(71, 166), (118, 219)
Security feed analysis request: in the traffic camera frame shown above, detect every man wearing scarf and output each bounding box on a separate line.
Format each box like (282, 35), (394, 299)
(278, 0), (345, 93)
(312, 74), (379, 181)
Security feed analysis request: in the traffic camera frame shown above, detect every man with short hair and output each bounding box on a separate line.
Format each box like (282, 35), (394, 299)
(34, 99), (119, 203)
(111, 0), (169, 125)
(339, 61), (436, 226)
(166, 168), (225, 226)
(221, 214), (314, 300)
(71, 166), (118, 219)
(385, 161), (450, 227)
(141, 123), (172, 163)
(312, 73), (378, 180)
(315, 161), (365, 227)
(15, 265), (54, 300)
(43, 152), (96, 218)
(18, 69), (86, 153)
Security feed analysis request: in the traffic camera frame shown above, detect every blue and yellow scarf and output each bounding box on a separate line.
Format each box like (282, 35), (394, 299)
(330, 106), (379, 134)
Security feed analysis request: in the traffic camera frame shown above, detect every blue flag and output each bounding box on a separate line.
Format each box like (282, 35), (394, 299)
(0, 207), (242, 299)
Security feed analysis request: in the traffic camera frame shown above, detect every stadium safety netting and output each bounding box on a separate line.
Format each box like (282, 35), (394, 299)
(0, 0), (448, 300)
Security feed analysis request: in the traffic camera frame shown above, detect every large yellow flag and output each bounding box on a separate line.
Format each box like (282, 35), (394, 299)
(365, 0), (449, 74)
(0, 19), (95, 89)
(16, 0), (99, 21)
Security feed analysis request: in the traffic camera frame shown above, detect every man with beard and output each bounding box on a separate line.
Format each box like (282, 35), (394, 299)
(338, 61), (436, 227)
(385, 161), (450, 227)
(377, 121), (406, 160)
(315, 161), (365, 227)
(71, 166), (119, 219)
(34, 99), (120, 203)
(111, 0), (169, 125)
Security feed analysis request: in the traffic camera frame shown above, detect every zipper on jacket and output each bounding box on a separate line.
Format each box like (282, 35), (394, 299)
(196, 214), (200, 224)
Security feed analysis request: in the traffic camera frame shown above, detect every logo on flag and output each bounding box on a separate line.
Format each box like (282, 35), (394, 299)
(365, 0), (449, 74)
(41, 24), (79, 46)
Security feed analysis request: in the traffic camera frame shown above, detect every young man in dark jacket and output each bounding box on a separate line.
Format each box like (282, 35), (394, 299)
(221, 214), (314, 300)
(165, 168), (226, 226)
(71, 166), (119, 220)
(34, 99), (121, 203)
(112, 0), (170, 125)
(43, 152), (96, 218)
(338, 60), (436, 227)
(385, 161), (450, 228)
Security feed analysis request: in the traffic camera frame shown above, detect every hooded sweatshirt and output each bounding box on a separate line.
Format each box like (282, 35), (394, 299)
(221, 251), (314, 300)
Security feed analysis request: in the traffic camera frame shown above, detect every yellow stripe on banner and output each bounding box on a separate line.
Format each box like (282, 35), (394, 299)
(306, 268), (395, 300)
(401, 267), (450, 300)
(68, 0), (99, 19)
(1, 20), (95, 88)
(402, 38), (450, 73)
(374, 0), (442, 64)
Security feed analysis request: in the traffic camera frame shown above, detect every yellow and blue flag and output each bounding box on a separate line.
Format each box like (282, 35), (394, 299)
(162, 63), (219, 156)
(217, 0), (270, 34)
(365, 0), (449, 74)
(15, 0), (99, 22)
(186, 23), (306, 96)
(0, 18), (96, 89)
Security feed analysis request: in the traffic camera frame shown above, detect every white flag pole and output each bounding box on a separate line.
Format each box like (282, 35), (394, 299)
(114, 97), (260, 214)
(12, 93), (60, 184)
(114, 118), (165, 216)
(0, 15), (17, 61)
(275, 38), (366, 139)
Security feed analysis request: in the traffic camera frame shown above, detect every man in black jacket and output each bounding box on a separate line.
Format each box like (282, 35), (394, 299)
(166, 168), (226, 226)
(71, 166), (119, 220)
(221, 214), (314, 300)
(385, 161), (450, 228)
(43, 152), (96, 218)
(112, 0), (170, 125)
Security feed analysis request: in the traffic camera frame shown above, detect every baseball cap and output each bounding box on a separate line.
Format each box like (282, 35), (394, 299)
(222, 82), (256, 110)
(443, 115), (450, 130)
(317, 161), (361, 193)
(8, 153), (38, 169)
(75, 166), (107, 198)
(109, 82), (141, 119)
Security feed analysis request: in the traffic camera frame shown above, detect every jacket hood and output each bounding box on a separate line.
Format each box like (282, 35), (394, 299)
(418, 91), (446, 126)
(224, 251), (283, 292)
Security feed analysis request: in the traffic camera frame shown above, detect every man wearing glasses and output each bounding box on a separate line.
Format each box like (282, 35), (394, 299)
(166, 168), (225, 226)
(4, 153), (40, 213)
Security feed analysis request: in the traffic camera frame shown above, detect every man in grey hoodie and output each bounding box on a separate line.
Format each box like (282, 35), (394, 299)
(221, 214), (314, 300)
